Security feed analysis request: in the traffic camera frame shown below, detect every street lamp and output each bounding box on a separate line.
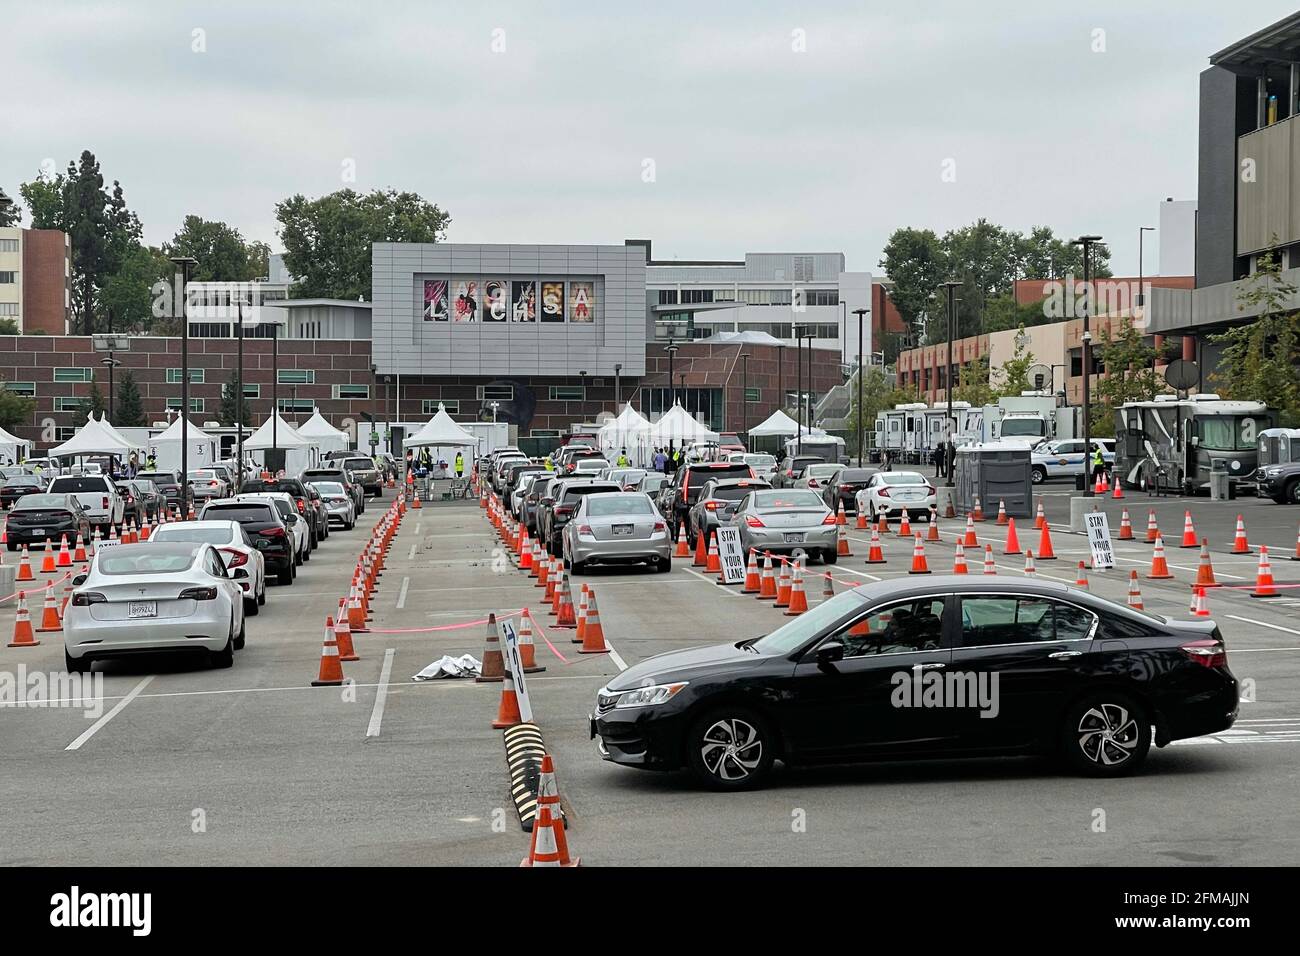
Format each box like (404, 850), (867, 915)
(739, 353), (750, 449)
(853, 307), (868, 467)
(579, 370), (588, 421)
(169, 255), (197, 513)
(92, 333), (128, 419)
(1137, 226), (1155, 321)
(613, 362), (622, 412)
(939, 280), (962, 486)
(795, 326), (804, 455)
(664, 342), (678, 411)
(369, 364), (379, 456)
(1072, 235), (1104, 496)
(489, 400), (500, 423)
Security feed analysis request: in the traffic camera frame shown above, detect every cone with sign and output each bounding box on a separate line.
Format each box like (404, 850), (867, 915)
(1251, 546), (1278, 598)
(475, 613), (505, 683)
(909, 534), (930, 574)
(8, 591), (38, 647)
(952, 541), (968, 575)
(865, 527), (886, 564)
(1194, 539), (1219, 588)
(1230, 515), (1250, 555)
(579, 589), (609, 654)
(1147, 535), (1173, 579)
(1117, 508), (1133, 541)
(491, 663), (523, 729)
(983, 544), (997, 575)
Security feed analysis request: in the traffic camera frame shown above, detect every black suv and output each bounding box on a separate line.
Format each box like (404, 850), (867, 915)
(201, 498), (297, 586)
(240, 478), (328, 546)
(301, 467), (365, 514)
(1258, 461), (1300, 504)
(656, 461), (754, 539)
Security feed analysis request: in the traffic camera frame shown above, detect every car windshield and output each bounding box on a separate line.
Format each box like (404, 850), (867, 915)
(152, 526), (233, 545)
(882, 473), (927, 486)
(587, 495), (654, 516)
(753, 491), (824, 509)
(751, 590), (868, 655)
(48, 477), (106, 493)
(837, 469), (873, 482)
(99, 551), (197, 575)
(15, 494), (68, 509)
(575, 459), (609, 469)
(205, 505), (275, 523)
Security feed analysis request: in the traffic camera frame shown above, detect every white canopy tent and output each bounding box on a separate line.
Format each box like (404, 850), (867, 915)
(0, 424), (31, 463)
(48, 413), (134, 459)
(149, 417), (219, 474)
(297, 409), (351, 456)
(747, 409), (806, 437)
(404, 404), (481, 450)
(243, 413), (319, 476)
(648, 403), (719, 447)
(598, 403), (652, 466)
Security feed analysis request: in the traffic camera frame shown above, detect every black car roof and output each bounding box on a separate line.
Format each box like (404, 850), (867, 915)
(849, 575), (1073, 603)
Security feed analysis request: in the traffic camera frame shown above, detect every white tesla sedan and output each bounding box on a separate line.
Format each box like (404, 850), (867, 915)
(63, 541), (247, 672)
(149, 519), (267, 616)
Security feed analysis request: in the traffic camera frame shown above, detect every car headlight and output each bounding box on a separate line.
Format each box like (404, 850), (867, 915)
(1266, 467), (1282, 477)
(612, 681), (689, 708)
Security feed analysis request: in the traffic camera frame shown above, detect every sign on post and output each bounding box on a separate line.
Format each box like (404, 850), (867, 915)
(715, 526), (746, 585)
(498, 617), (533, 722)
(1084, 511), (1114, 571)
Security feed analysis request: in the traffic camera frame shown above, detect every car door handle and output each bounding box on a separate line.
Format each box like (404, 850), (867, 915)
(1048, 650), (1082, 659)
(912, 662), (945, 671)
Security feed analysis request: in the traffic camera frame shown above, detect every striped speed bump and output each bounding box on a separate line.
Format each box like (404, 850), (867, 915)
(503, 721), (567, 833)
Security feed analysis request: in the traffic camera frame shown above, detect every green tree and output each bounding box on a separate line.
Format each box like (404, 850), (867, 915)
(0, 318), (19, 335)
(0, 189), (20, 226)
(0, 386), (35, 433)
(981, 293), (1051, 333)
(165, 215), (265, 282)
(114, 371), (146, 427)
(79, 375), (106, 419)
(953, 356), (998, 407)
(995, 328), (1036, 397)
(276, 188), (451, 300)
(100, 243), (171, 333)
(20, 151), (143, 335)
(217, 371), (252, 426)
(246, 240), (271, 280)
(878, 228), (946, 347)
(1212, 243), (1300, 425)
(1093, 319), (1165, 437)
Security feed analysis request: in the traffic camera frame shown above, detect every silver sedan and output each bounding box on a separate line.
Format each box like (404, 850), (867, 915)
(306, 480), (356, 530)
(562, 492), (672, 574)
(732, 488), (839, 564)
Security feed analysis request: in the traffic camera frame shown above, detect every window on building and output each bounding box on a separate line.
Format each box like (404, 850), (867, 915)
(0, 239), (19, 253)
(529, 429), (561, 438)
(53, 367), (92, 383)
(242, 384), (260, 398)
(332, 384), (370, 400)
(657, 289), (679, 305)
(0, 303), (20, 315)
(422, 399), (460, 414)
(276, 399), (313, 413)
(54, 397), (86, 412)
(744, 387), (761, 403)
(277, 369), (314, 385)
(166, 368), (205, 384)
(479, 384), (514, 401)
(0, 272), (15, 284)
(165, 398), (205, 413)
(680, 289), (715, 304)
(549, 385), (585, 401)
(188, 323), (233, 338)
(56, 427), (76, 442)
(2, 381), (35, 397)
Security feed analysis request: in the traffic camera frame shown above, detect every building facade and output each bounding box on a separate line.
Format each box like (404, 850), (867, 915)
(0, 227), (71, 334)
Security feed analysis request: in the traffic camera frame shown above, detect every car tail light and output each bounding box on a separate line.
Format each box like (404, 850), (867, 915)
(877, 487), (891, 498)
(822, 513), (837, 524)
(1180, 638), (1227, 669)
(126, 494), (135, 503)
(102, 496), (109, 509)
(748, 467), (755, 479)
(577, 524), (592, 535)
(925, 485), (936, 495)
(259, 527), (287, 539)
(555, 505), (573, 517)
(179, 586), (218, 601)
(839, 484), (852, 492)
(71, 591), (106, 606)
(220, 548), (248, 567)
(745, 515), (765, 528)
(807, 479), (820, 488)
(653, 521), (666, 532)
(704, 501), (719, 511)
(209, 481), (219, 487)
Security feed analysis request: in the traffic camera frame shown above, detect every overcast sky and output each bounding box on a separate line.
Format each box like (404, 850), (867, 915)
(3, 1), (1295, 277)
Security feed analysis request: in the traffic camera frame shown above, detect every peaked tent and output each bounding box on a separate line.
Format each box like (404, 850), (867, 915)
(598, 403), (652, 465)
(243, 413), (319, 475)
(404, 404), (481, 449)
(746, 409), (805, 437)
(48, 413), (134, 458)
(297, 409), (351, 456)
(648, 402), (719, 446)
(0, 424), (31, 463)
(149, 417), (220, 473)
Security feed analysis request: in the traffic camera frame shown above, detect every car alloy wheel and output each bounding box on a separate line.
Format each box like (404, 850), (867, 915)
(1064, 697), (1149, 776)
(699, 718), (765, 783)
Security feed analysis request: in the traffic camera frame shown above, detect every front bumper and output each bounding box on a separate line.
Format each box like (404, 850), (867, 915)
(590, 703), (689, 770)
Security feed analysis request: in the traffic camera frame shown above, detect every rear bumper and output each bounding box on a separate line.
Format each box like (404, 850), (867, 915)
(64, 609), (230, 658)
(743, 527), (838, 551)
(571, 532), (672, 564)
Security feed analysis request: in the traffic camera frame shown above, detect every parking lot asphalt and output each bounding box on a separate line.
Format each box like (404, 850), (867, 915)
(1, 480), (1298, 866)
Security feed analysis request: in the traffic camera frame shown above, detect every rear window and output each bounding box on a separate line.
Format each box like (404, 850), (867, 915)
(204, 504), (276, 524)
(562, 484), (620, 502)
(341, 459), (374, 470)
(310, 482), (346, 496)
(136, 473), (176, 484)
(14, 494), (69, 510)
(882, 473), (928, 486)
(587, 495), (654, 516)
(838, 469), (873, 481)
(3, 477), (41, 488)
(754, 491), (824, 509)
(99, 552), (196, 575)
(709, 486), (756, 502)
(687, 464), (750, 487)
(48, 477), (109, 494)
(152, 526), (234, 545)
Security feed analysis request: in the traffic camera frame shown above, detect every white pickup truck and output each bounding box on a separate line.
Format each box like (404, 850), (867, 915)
(46, 474), (125, 530)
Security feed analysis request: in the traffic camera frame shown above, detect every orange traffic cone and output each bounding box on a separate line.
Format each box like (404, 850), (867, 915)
(519, 608), (545, 674)
(706, 531), (721, 573)
(952, 541), (968, 574)
(1074, 561), (1089, 588)
(741, 551), (760, 593)
(1111, 476), (1124, 499)
(1192, 585), (1210, 617)
(909, 534), (930, 574)
(971, 495), (985, 522)
(523, 755), (577, 867)
(520, 529), (533, 571)
(1179, 510), (1198, 548)
(866, 527), (886, 564)
(491, 665), (523, 729)
(1147, 535), (1173, 579)
(73, 533), (87, 562)
(333, 613), (359, 662)
(675, 524), (689, 557)
(774, 560), (793, 608)
(983, 544), (997, 575)
(310, 619), (346, 686)
(40, 538), (56, 573)
(1034, 500), (1046, 530)
(1003, 517), (1022, 556)
(1126, 571), (1144, 610)
(784, 562), (809, 615)
(1251, 546), (1277, 598)
(1292, 523), (1300, 562)
(16, 545), (33, 582)
(836, 502), (847, 526)
(693, 528), (708, 567)
(995, 499), (1008, 526)
(1145, 509), (1159, 543)
(963, 515), (978, 547)
(139, 517), (151, 541)
(579, 589), (609, 654)
(896, 508), (912, 538)
(855, 508), (868, 530)
(8, 591), (38, 647)
(925, 510), (940, 543)
(34, 582), (61, 632)
(412, 489), (422, 510)
(758, 552), (777, 599)
(1023, 549), (1037, 576)
(1036, 522), (1057, 560)
(556, 574), (578, 627)
(575, 583), (588, 644)
(1194, 539), (1219, 588)
(56, 534), (71, 568)
(535, 552), (550, 589)
(476, 613), (505, 683)
(821, 571), (835, 603)
(1117, 508), (1133, 541)
(1230, 515), (1250, 555)
(521, 805), (571, 868)
(837, 523), (852, 557)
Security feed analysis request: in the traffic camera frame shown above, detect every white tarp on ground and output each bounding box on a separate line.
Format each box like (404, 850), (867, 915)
(149, 417), (219, 473)
(648, 402), (719, 446)
(0, 424), (31, 463)
(598, 403), (652, 465)
(404, 404), (481, 449)
(48, 413), (134, 458)
(747, 409), (806, 437)
(243, 413), (319, 475)
(412, 654), (482, 680)
(297, 409), (351, 455)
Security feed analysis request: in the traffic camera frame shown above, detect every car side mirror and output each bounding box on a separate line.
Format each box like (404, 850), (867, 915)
(286, 514), (298, 525)
(542, 497), (554, 505)
(73, 573), (88, 586)
(815, 641), (845, 665)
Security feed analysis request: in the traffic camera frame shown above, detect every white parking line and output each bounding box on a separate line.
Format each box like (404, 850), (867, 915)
(396, 576), (410, 609)
(603, 637), (628, 672)
(1226, 615), (1300, 637)
(682, 567), (741, 595)
(366, 649), (395, 738)
(414, 522), (421, 535)
(65, 676), (153, 751)
(407, 544), (417, 560)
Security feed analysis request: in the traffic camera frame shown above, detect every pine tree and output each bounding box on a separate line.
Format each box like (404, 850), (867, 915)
(218, 371), (252, 426)
(80, 375), (106, 420)
(115, 370), (146, 427)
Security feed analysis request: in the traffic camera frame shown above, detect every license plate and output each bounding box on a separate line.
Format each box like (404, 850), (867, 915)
(783, 532), (805, 543)
(127, 601), (157, 619)
(31, 529), (43, 536)
(612, 524), (633, 535)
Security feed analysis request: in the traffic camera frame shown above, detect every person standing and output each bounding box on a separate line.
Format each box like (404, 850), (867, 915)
(455, 450), (464, 478)
(616, 448), (629, 467)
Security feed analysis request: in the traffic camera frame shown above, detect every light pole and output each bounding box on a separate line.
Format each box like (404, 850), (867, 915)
(490, 401), (500, 423)
(777, 342), (786, 417)
(939, 280), (962, 486)
(236, 297), (245, 491)
(1137, 226), (1155, 322)
(664, 343), (678, 411)
(579, 370), (588, 422)
(853, 307), (868, 467)
(169, 255), (197, 513)
(271, 318), (279, 456)
(795, 327), (804, 454)
(614, 362), (622, 412)
(739, 352), (750, 449)
(369, 364), (379, 457)
(1073, 234), (1104, 497)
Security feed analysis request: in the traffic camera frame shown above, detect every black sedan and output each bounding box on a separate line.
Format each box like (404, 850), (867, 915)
(0, 475), (45, 510)
(591, 577), (1237, 789)
(116, 479), (165, 525)
(821, 466), (876, 515)
(4, 493), (92, 551)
